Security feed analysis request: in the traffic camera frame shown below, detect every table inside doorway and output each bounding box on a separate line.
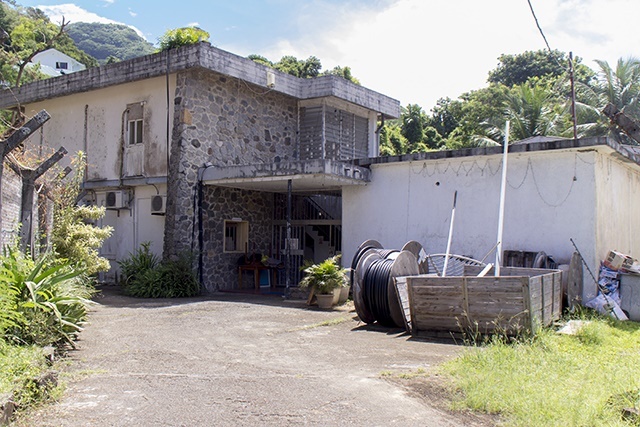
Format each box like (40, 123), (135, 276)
(238, 264), (275, 290)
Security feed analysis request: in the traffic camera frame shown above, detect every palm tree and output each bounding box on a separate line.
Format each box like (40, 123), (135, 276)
(574, 57), (640, 143)
(475, 83), (565, 145)
(401, 104), (426, 146)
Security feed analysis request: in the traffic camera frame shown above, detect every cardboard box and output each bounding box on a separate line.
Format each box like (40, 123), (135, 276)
(604, 250), (635, 271)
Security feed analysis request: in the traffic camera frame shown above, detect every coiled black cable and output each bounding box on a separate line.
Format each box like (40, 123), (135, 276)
(350, 245), (376, 287)
(363, 258), (396, 327)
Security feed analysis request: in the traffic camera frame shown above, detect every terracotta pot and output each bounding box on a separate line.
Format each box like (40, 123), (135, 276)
(316, 293), (334, 309)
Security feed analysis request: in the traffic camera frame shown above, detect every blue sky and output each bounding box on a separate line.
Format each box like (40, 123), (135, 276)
(15, 0), (640, 110)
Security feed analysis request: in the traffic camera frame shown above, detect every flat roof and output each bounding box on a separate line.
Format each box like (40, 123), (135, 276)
(201, 159), (370, 193)
(354, 136), (640, 168)
(0, 42), (400, 118)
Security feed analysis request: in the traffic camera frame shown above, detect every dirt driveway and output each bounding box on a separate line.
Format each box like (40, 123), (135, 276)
(18, 286), (494, 426)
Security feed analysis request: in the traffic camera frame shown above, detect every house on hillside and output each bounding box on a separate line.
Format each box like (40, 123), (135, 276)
(31, 48), (86, 76)
(0, 42), (399, 290)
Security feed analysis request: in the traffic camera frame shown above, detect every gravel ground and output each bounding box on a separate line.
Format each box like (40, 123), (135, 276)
(16, 285), (496, 427)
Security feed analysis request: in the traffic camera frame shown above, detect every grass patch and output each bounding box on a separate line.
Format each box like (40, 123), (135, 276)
(291, 316), (352, 331)
(0, 342), (60, 410)
(397, 367), (428, 379)
(442, 317), (640, 426)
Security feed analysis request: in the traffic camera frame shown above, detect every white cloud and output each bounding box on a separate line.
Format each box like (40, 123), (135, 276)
(259, 0), (640, 109)
(129, 9), (137, 18)
(186, 22), (200, 28)
(102, 0), (115, 5)
(37, 3), (146, 39)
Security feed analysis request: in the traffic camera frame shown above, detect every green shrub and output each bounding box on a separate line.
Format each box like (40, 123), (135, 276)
(1, 249), (92, 348)
(52, 153), (113, 275)
(0, 342), (59, 408)
(158, 27), (210, 51)
(119, 243), (199, 298)
(299, 255), (347, 295)
(118, 242), (159, 289)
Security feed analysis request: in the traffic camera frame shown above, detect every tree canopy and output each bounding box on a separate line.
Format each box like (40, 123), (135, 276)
(489, 50), (588, 87)
(0, 1), (97, 89)
(248, 53), (360, 84)
(380, 49), (640, 155)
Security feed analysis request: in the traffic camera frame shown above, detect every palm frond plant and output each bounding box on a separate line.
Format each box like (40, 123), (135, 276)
(1, 248), (92, 348)
(299, 255), (348, 295)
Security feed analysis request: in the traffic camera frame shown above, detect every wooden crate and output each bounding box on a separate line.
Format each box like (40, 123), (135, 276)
(398, 266), (562, 337)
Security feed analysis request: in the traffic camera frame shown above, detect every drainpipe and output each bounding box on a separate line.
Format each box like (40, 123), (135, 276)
(196, 164), (211, 290)
(83, 104), (88, 178)
(166, 49), (171, 176)
(285, 179), (292, 298)
(375, 115), (385, 158)
(198, 177), (204, 288)
(120, 108), (129, 188)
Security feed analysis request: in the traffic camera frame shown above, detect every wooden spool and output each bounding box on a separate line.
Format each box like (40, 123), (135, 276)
(353, 243), (420, 328)
(401, 240), (428, 274)
(350, 240), (383, 287)
(387, 251), (420, 328)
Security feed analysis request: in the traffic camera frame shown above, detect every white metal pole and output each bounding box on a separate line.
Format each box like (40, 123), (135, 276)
(442, 190), (457, 277)
(495, 121), (510, 276)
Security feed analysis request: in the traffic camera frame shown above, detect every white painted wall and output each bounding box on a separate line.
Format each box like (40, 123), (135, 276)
(595, 151), (640, 265)
(22, 75), (175, 180)
(20, 76), (174, 282)
(343, 148), (600, 299)
(96, 184), (166, 281)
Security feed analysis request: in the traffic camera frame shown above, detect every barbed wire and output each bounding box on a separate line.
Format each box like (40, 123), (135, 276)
(409, 151), (586, 207)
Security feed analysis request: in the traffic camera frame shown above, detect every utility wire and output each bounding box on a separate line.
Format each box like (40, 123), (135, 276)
(527, 0), (552, 53)
(526, 0), (569, 71)
(526, 1), (579, 156)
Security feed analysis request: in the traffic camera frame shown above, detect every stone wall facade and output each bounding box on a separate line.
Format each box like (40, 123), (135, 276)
(165, 68), (298, 289)
(200, 186), (273, 291)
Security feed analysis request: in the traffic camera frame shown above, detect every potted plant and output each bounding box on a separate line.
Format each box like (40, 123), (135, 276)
(299, 255), (348, 309)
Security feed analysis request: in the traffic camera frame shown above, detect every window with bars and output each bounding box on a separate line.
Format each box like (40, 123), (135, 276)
(299, 104), (369, 161)
(224, 220), (249, 253)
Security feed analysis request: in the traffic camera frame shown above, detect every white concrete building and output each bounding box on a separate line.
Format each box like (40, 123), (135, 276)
(344, 137), (640, 301)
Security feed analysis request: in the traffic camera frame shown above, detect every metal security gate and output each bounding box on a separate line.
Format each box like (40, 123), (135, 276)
(272, 224), (305, 287)
(272, 192), (342, 286)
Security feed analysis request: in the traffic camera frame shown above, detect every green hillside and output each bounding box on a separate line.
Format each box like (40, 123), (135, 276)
(66, 22), (155, 64)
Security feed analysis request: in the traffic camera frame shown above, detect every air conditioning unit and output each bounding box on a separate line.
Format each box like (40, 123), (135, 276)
(105, 190), (129, 209)
(151, 194), (167, 215)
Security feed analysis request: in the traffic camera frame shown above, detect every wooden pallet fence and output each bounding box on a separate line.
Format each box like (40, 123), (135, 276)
(397, 267), (562, 337)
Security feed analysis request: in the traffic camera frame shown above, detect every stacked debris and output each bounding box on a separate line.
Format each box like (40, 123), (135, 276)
(585, 250), (640, 320)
